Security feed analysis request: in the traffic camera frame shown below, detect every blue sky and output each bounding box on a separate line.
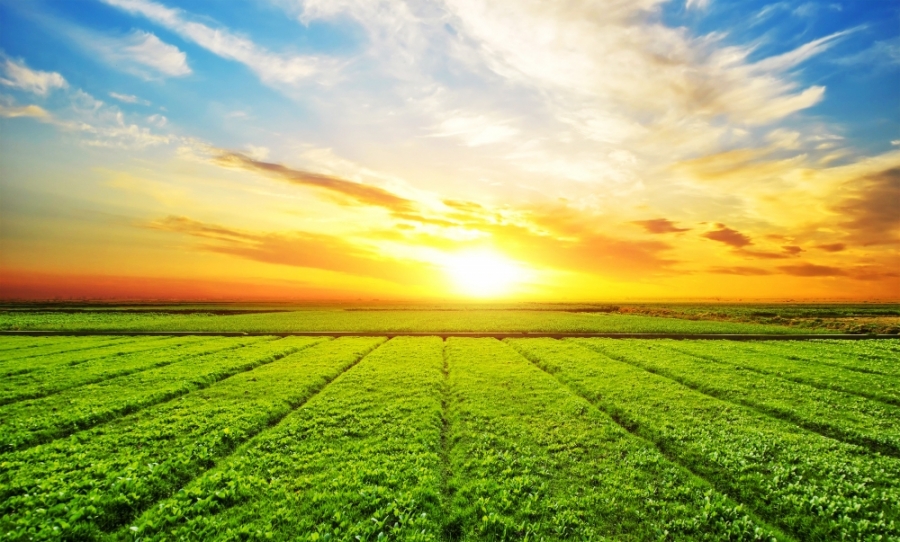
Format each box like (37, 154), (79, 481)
(0, 0), (898, 300)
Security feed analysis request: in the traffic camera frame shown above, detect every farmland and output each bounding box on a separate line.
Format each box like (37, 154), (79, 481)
(1, 329), (898, 541)
(3, 303), (898, 334)
(0, 307), (846, 334)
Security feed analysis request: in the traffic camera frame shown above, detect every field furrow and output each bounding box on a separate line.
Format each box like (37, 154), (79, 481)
(0, 337), (294, 451)
(742, 339), (900, 377)
(123, 336), (445, 542)
(0, 337), (74, 353)
(571, 339), (900, 457)
(0, 336), (219, 404)
(0, 337), (176, 379)
(446, 338), (783, 541)
(508, 338), (900, 541)
(0, 336), (138, 364)
(663, 340), (900, 406)
(0, 337), (400, 540)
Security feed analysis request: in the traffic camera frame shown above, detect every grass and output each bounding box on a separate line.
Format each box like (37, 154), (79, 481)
(0, 309), (829, 334)
(0, 322), (897, 540)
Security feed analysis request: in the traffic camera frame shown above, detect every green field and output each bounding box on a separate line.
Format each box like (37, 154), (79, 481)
(4, 303), (898, 334)
(0, 309), (833, 334)
(1, 334), (898, 541)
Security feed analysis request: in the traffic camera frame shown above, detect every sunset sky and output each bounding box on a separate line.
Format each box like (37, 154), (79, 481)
(1, 0), (898, 301)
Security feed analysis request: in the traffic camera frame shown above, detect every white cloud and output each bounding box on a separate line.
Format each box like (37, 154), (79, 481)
(686, 0), (711, 9)
(0, 58), (67, 95)
(2, 83), (175, 149)
(102, 0), (323, 85)
(244, 145), (270, 160)
(0, 103), (52, 119)
(834, 37), (900, 67)
(109, 92), (151, 105)
(433, 114), (519, 146)
(121, 30), (191, 77)
(78, 29), (190, 79)
(752, 29), (857, 72)
(147, 113), (167, 127)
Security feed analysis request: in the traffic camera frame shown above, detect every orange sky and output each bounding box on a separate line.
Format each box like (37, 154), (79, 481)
(1, 0), (898, 301)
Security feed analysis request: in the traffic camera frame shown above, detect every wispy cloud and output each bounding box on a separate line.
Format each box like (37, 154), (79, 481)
(73, 29), (191, 79)
(0, 103), (51, 119)
(109, 92), (151, 105)
(685, 0), (712, 10)
(709, 266), (773, 276)
(123, 30), (191, 77)
(212, 151), (417, 212)
(147, 215), (430, 284)
(832, 167), (900, 245)
(631, 218), (691, 234)
(702, 223), (752, 248)
(0, 58), (67, 95)
(101, 0), (324, 85)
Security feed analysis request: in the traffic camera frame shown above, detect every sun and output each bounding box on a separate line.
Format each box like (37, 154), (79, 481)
(443, 249), (525, 297)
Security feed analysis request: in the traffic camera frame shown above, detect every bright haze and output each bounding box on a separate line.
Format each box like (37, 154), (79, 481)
(0, 0), (897, 301)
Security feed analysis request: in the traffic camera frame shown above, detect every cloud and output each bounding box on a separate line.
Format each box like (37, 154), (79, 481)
(777, 263), (845, 277)
(146, 114), (167, 127)
(0, 58), (67, 95)
(0, 104), (51, 119)
(781, 245), (803, 255)
(831, 168), (900, 245)
(213, 151), (417, 212)
(433, 114), (520, 146)
(739, 248), (790, 259)
(834, 37), (900, 67)
(686, 0), (711, 9)
(101, 0), (323, 85)
(709, 266), (773, 276)
(774, 261), (899, 281)
(753, 29), (856, 72)
(432, 0), (837, 126)
(109, 92), (151, 105)
(117, 30), (191, 77)
(147, 215), (429, 284)
(702, 223), (752, 248)
(815, 242), (845, 252)
(631, 218), (690, 234)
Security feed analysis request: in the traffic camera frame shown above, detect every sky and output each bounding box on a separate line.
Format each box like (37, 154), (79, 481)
(0, 0), (898, 301)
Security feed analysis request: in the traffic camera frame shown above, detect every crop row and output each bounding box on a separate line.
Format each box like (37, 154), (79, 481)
(742, 339), (900, 377)
(445, 338), (780, 541)
(0, 336), (894, 540)
(509, 338), (900, 540)
(0, 337), (183, 380)
(0, 310), (809, 334)
(124, 336), (446, 542)
(0, 336), (92, 353)
(0, 336), (141, 366)
(0, 337), (394, 540)
(0, 337), (312, 451)
(0, 336), (219, 404)
(664, 340), (900, 406)
(573, 339), (900, 457)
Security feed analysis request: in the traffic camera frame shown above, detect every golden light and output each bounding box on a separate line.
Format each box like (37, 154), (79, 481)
(443, 249), (526, 297)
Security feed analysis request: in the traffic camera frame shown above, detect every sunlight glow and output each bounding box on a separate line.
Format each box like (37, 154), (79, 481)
(443, 249), (525, 297)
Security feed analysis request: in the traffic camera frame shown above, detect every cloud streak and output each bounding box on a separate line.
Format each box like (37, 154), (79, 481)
(702, 223), (752, 248)
(632, 218), (690, 234)
(85, 30), (191, 78)
(213, 151), (417, 212)
(147, 215), (429, 284)
(101, 0), (323, 85)
(0, 58), (67, 95)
